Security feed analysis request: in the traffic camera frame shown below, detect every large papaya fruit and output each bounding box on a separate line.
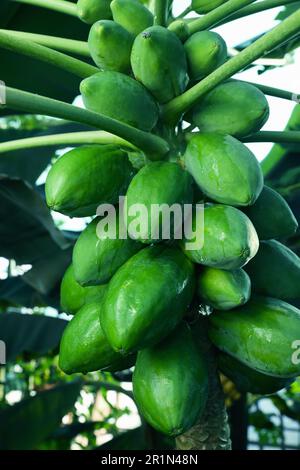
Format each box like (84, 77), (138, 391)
(59, 302), (135, 374)
(100, 245), (195, 354)
(125, 162), (194, 244)
(243, 186), (298, 240)
(80, 71), (159, 131)
(77, 0), (112, 24)
(182, 203), (259, 269)
(111, 0), (153, 36)
(192, 0), (226, 14)
(218, 352), (293, 395)
(197, 266), (251, 310)
(60, 265), (107, 315)
(184, 133), (264, 206)
(131, 26), (188, 103)
(45, 145), (134, 217)
(72, 215), (143, 286)
(208, 296), (300, 378)
(187, 81), (269, 138)
(245, 240), (300, 300)
(184, 31), (227, 80)
(88, 20), (133, 72)
(133, 323), (208, 436)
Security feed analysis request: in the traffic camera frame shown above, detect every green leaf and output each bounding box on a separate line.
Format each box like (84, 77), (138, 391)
(0, 276), (60, 309)
(276, 3), (300, 21)
(98, 428), (148, 450)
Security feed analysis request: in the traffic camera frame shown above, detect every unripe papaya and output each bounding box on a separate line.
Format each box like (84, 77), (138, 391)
(101, 245), (195, 354)
(88, 20), (133, 72)
(133, 323), (208, 436)
(125, 162), (194, 244)
(59, 302), (135, 374)
(184, 31), (227, 80)
(218, 352), (293, 395)
(243, 186), (298, 240)
(245, 240), (300, 300)
(187, 81), (269, 138)
(182, 203), (259, 270)
(131, 26), (188, 103)
(197, 267), (251, 310)
(184, 133), (264, 206)
(72, 215), (143, 286)
(111, 0), (153, 36)
(77, 0), (111, 24)
(80, 71), (159, 131)
(60, 265), (107, 315)
(45, 145), (134, 217)
(192, 0), (226, 14)
(208, 296), (300, 378)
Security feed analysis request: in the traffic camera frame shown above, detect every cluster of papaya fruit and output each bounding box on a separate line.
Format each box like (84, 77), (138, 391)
(44, 0), (300, 437)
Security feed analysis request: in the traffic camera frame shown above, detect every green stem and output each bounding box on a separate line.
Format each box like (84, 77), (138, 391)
(237, 79), (298, 102)
(243, 130), (300, 143)
(178, 6), (192, 18)
(154, 0), (169, 26)
(0, 30), (97, 78)
(11, 0), (78, 17)
(3, 87), (169, 158)
(218, 0), (298, 25)
(163, 9), (300, 123)
(0, 29), (90, 57)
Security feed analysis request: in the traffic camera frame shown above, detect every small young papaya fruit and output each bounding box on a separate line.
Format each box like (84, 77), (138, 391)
(187, 81), (269, 138)
(72, 215), (143, 286)
(111, 0), (153, 36)
(131, 26), (188, 103)
(184, 133), (264, 206)
(245, 240), (300, 300)
(125, 161), (194, 244)
(182, 203), (259, 270)
(197, 266), (251, 310)
(60, 265), (107, 315)
(243, 186), (298, 240)
(77, 0), (112, 24)
(59, 302), (135, 374)
(45, 145), (134, 217)
(100, 245), (195, 354)
(192, 0), (226, 14)
(80, 71), (159, 131)
(88, 20), (133, 72)
(133, 323), (208, 437)
(184, 31), (227, 80)
(209, 296), (300, 378)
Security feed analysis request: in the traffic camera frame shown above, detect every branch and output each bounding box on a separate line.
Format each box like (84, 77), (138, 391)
(237, 79), (299, 102)
(154, 0), (169, 26)
(11, 0), (78, 17)
(243, 130), (300, 143)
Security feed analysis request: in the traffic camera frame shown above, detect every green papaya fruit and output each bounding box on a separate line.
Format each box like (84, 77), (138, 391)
(187, 81), (269, 138)
(80, 71), (159, 131)
(59, 302), (135, 374)
(101, 245), (195, 354)
(197, 266), (251, 310)
(245, 240), (300, 300)
(88, 20), (133, 72)
(184, 133), (264, 206)
(45, 145), (134, 217)
(192, 0), (226, 14)
(184, 31), (227, 80)
(125, 162), (194, 244)
(218, 352), (293, 395)
(111, 0), (153, 36)
(77, 0), (112, 24)
(131, 26), (188, 103)
(182, 203), (259, 269)
(60, 265), (107, 315)
(72, 215), (143, 286)
(208, 296), (300, 378)
(243, 186), (298, 240)
(133, 323), (208, 436)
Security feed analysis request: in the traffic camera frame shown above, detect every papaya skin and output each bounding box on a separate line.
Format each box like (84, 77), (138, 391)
(209, 296), (300, 378)
(192, 0), (226, 14)
(100, 245), (195, 354)
(197, 266), (251, 310)
(133, 323), (208, 437)
(77, 0), (112, 24)
(111, 0), (154, 36)
(184, 133), (264, 206)
(245, 240), (300, 300)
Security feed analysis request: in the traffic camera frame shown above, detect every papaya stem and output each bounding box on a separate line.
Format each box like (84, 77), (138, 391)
(11, 0), (77, 17)
(0, 29), (90, 57)
(243, 130), (300, 144)
(3, 87), (170, 158)
(162, 9), (300, 123)
(177, 6), (192, 19)
(261, 143), (286, 176)
(0, 30), (97, 79)
(154, 0), (169, 26)
(236, 79), (299, 102)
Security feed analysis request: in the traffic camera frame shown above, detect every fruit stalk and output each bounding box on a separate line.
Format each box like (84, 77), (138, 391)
(154, 0), (169, 26)
(11, 0), (78, 17)
(243, 130), (300, 144)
